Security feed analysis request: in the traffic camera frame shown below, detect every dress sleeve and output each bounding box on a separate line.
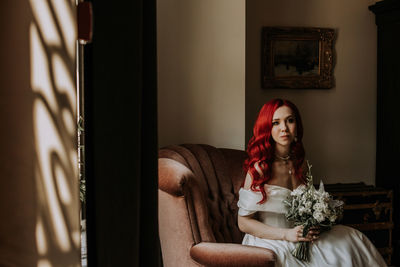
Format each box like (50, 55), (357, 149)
(237, 188), (264, 216)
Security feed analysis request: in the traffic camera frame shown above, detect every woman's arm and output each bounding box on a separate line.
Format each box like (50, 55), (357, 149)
(238, 172), (317, 242)
(238, 208), (312, 242)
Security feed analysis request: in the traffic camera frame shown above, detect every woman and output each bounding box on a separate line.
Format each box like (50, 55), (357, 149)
(237, 99), (386, 267)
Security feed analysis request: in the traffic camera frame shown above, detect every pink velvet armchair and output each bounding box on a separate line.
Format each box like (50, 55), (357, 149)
(158, 144), (276, 267)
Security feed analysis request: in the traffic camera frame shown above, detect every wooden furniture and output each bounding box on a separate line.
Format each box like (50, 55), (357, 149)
(325, 183), (393, 265)
(369, 1), (400, 264)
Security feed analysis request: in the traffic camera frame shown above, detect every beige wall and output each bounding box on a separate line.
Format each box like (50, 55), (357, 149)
(246, 0), (378, 185)
(157, 0), (246, 150)
(0, 0), (80, 266)
(0, 1), (37, 265)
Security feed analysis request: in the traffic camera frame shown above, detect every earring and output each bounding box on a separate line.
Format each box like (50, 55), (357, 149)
(294, 136), (298, 142)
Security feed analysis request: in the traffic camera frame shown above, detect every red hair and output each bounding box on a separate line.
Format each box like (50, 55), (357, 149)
(244, 99), (305, 203)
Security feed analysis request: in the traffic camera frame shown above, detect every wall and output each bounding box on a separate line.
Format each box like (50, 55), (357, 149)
(0, 0), (80, 266)
(157, 0), (245, 150)
(246, 0), (378, 185)
(0, 1), (37, 265)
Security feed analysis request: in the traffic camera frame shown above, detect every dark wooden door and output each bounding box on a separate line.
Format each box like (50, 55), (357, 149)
(369, 1), (400, 264)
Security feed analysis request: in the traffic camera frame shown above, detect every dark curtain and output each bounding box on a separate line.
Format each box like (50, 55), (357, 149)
(84, 0), (159, 266)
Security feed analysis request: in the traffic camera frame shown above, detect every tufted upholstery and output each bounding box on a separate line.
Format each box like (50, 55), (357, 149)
(158, 144), (276, 267)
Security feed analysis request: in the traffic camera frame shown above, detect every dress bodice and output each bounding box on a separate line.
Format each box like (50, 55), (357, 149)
(237, 185), (294, 228)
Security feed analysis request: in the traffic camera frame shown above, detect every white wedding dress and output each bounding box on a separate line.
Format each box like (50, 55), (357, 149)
(237, 185), (387, 267)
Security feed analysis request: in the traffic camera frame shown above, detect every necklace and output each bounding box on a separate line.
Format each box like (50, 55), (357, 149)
(275, 154), (293, 175)
(275, 154), (290, 163)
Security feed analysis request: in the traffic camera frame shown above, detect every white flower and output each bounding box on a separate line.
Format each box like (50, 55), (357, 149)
(299, 206), (306, 215)
(313, 202), (323, 211)
(318, 180), (325, 192)
(292, 185), (306, 197)
(313, 211), (325, 222)
(329, 199), (344, 209)
(329, 214), (337, 222)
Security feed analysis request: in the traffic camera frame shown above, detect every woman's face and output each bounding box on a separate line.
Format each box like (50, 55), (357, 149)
(271, 105), (297, 149)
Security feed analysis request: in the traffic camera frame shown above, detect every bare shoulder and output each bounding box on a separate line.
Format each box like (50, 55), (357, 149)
(243, 172), (253, 190)
(254, 161), (265, 176)
(243, 161), (265, 190)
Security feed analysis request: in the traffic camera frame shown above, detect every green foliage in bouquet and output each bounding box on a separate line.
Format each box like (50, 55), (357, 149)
(284, 161), (344, 261)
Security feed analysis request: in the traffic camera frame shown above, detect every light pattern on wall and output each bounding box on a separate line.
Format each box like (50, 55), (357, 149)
(29, 0), (79, 266)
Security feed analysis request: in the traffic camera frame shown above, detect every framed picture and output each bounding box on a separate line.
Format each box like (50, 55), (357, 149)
(262, 27), (335, 89)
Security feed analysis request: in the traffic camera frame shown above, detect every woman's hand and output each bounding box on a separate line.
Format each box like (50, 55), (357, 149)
(307, 226), (320, 243)
(284, 226), (320, 243)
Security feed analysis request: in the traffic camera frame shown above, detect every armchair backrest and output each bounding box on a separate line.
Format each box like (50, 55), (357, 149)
(158, 144), (247, 265)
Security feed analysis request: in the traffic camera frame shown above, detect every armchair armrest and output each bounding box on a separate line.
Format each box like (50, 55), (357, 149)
(158, 158), (195, 196)
(190, 242), (276, 267)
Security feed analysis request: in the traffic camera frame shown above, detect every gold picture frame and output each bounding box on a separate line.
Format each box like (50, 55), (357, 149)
(262, 27), (335, 89)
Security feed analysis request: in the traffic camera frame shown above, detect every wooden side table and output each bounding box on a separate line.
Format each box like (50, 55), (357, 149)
(324, 183), (393, 265)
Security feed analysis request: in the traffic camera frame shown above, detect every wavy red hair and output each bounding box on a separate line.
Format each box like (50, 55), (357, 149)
(244, 99), (305, 203)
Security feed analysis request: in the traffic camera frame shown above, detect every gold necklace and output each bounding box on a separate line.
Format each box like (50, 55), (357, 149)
(275, 154), (293, 175)
(275, 154), (290, 163)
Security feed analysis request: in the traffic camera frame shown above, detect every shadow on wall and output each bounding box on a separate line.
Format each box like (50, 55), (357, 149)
(30, 0), (80, 266)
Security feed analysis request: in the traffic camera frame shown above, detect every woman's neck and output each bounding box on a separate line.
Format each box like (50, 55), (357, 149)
(275, 144), (290, 157)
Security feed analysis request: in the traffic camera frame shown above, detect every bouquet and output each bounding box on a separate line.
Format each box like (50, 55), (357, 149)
(284, 161), (344, 261)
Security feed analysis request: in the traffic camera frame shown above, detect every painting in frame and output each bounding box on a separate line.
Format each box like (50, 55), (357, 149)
(262, 27), (335, 89)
